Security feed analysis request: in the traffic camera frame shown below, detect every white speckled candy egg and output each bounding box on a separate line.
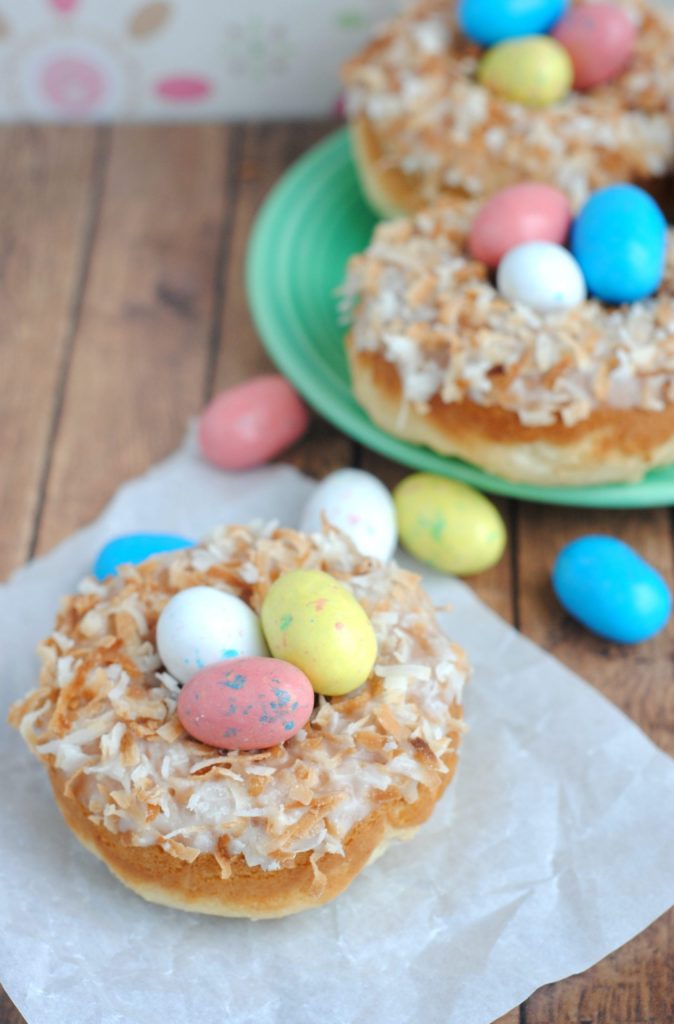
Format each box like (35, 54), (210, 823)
(300, 469), (397, 562)
(496, 241), (587, 312)
(261, 570), (378, 697)
(156, 586), (267, 684)
(177, 657), (314, 751)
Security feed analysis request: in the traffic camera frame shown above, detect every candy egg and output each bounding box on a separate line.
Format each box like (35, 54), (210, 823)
(469, 184), (572, 269)
(94, 533), (193, 581)
(261, 570), (377, 697)
(156, 586), (267, 684)
(177, 656), (314, 750)
(198, 374), (310, 471)
(570, 184), (667, 304)
(300, 469), (398, 562)
(497, 241), (587, 312)
(458, 0), (568, 46)
(394, 475), (506, 576)
(552, 3), (635, 90)
(478, 36), (573, 107)
(552, 536), (671, 644)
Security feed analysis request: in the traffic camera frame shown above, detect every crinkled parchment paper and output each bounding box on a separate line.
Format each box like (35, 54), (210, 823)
(2, 433), (674, 1024)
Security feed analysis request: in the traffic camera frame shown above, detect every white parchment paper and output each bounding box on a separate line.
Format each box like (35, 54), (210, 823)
(2, 433), (674, 1024)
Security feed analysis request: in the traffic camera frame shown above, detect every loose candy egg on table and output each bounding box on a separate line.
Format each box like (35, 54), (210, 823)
(156, 586), (268, 684)
(299, 468), (398, 562)
(94, 533), (193, 581)
(198, 374), (310, 471)
(552, 536), (671, 644)
(570, 184), (667, 304)
(177, 656), (314, 751)
(458, 0), (568, 46)
(393, 475), (506, 576)
(497, 241), (587, 312)
(552, 3), (636, 90)
(477, 36), (573, 107)
(261, 570), (378, 697)
(469, 184), (573, 268)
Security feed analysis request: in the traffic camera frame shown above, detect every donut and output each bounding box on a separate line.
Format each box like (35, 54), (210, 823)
(341, 197), (674, 486)
(9, 523), (468, 918)
(342, 0), (674, 216)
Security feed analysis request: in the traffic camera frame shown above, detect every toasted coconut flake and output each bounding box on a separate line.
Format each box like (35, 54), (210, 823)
(345, 199), (674, 426)
(10, 525), (467, 873)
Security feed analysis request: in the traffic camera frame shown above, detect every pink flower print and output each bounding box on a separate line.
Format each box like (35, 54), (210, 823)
(49, 0), (80, 12)
(155, 75), (212, 102)
(41, 56), (105, 115)
(18, 39), (127, 120)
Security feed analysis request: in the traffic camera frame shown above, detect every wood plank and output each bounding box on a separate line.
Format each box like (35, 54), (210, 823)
(0, 126), (100, 579)
(516, 505), (674, 752)
(525, 910), (673, 1024)
(517, 503), (674, 1023)
(33, 125), (233, 556)
(212, 121), (353, 479)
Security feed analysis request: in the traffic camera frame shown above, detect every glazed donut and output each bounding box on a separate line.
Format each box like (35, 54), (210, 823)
(342, 200), (674, 486)
(343, 0), (674, 216)
(9, 523), (468, 918)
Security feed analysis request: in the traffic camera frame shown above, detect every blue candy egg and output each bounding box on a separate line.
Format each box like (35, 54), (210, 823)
(570, 184), (667, 303)
(552, 536), (671, 644)
(94, 533), (194, 580)
(458, 0), (568, 46)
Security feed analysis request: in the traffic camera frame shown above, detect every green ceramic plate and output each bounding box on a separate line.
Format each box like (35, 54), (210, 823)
(247, 128), (674, 508)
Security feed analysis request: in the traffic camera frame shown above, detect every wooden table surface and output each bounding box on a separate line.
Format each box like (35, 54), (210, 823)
(1, 121), (673, 1024)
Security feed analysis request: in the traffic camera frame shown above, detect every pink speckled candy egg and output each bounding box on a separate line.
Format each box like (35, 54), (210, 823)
(552, 3), (636, 90)
(177, 656), (314, 751)
(198, 375), (310, 470)
(469, 184), (573, 268)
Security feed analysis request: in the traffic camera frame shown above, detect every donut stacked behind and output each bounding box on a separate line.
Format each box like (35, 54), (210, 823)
(343, 0), (674, 215)
(342, 202), (674, 485)
(9, 524), (468, 918)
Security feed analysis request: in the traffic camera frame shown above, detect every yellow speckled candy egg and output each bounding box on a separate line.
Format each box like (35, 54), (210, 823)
(394, 475), (507, 576)
(478, 35), (573, 107)
(260, 570), (377, 697)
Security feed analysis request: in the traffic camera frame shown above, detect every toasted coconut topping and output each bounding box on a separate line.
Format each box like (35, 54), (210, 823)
(342, 201), (674, 427)
(343, 0), (674, 207)
(10, 525), (467, 872)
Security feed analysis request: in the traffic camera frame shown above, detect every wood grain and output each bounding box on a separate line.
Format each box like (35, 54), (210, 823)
(33, 125), (233, 556)
(0, 126), (101, 579)
(3, 121), (674, 1024)
(211, 121), (353, 478)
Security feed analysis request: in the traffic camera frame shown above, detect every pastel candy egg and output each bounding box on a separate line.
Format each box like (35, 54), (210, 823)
(94, 533), (193, 580)
(570, 184), (667, 303)
(478, 36), (573, 107)
(393, 475), (506, 576)
(300, 469), (398, 562)
(469, 184), (572, 269)
(261, 570), (377, 697)
(552, 536), (671, 644)
(497, 241), (587, 312)
(458, 0), (568, 46)
(156, 586), (268, 684)
(198, 374), (310, 471)
(552, 3), (635, 90)
(177, 657), (314, 751)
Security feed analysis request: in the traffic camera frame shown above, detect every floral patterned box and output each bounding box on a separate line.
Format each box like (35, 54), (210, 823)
(0, 0), (401, 121)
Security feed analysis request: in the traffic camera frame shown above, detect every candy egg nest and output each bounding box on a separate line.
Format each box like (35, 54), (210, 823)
(343, 0), (674, 214)
(342, 196), (674, 485)
(10, 523), (468, 918)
